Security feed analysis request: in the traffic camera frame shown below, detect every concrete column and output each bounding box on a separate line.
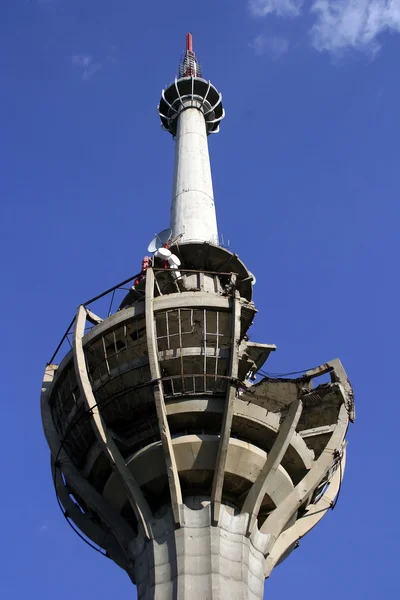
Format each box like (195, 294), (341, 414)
(170, 107), (219, 245)
(132, 501), (269, 600)
(211, 290), (241, 524)
(145, 268), (183, 524)
(73, 305), (153, 539)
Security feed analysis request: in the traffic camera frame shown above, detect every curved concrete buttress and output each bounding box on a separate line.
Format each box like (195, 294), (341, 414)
(74, 305), (153, 539)
(260, 404), (349, 541)
(264, 446), (347, 577)
(41, 364), (137, 577)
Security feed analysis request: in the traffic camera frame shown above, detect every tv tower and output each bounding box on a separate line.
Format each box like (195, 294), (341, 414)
(41, 34), (355, 600)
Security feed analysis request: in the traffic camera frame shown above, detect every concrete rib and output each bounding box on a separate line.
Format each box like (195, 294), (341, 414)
(211, 290), (241, 523)
(264, 446), (347, 577)
(261, 404), (349, 540)
(145, 268), (183, 524)
(41, 365), (136, 577)
(242, 397), (303, 533)
(73, 305), (153, 538)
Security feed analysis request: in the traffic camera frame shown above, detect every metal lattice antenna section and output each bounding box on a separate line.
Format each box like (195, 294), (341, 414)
(158, 33), (224, 137)
(178, 33), (202, 78)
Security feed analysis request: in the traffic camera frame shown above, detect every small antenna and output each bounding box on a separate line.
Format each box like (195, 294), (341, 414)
(186, 32), (193, 53)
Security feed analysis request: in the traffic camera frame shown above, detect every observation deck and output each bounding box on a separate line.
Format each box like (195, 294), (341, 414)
(42, 241), (354, 598)
(159, 77), (224, 136)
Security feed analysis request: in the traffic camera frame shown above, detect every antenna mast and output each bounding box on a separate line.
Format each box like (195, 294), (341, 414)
(159, 33), (224, 245)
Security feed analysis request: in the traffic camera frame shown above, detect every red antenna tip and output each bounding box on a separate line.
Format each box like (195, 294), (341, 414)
(186, 32), (193, 53)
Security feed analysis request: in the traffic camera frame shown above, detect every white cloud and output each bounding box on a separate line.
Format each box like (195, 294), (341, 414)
(310, 0), (400, 54)
(71, 55), (102, 81)
(72, 55), (92, 68)
(249, 0), (400, 56)
(82, 63), (102, 81)
(252, 34), (290, 58)
(249, 0), (303, 17)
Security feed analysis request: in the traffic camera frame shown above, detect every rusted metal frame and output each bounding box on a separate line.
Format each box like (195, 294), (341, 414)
(264, 446), (347, 577)
(41, 365), (137, 576)
(203, 309), (207, 392)
(215, 311), (219, 391)
(123, 324), (128, 353)
(112, 330), (124, 381)
(211, 286), (241, 524)
(242, 397), (304, 534)
(165, 311), (170, 350)
(178, 308), (185, 392)
(73, 305), (153, 539)
(145, 268), (183, 523)
(101, 335), (111, 377)
(260, 403), (349, 543)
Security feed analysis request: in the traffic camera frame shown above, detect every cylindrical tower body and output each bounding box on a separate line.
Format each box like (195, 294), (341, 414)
(171, 106), (218, 244)
(41, 33), (355, 600)
(158, 34), (224, 246)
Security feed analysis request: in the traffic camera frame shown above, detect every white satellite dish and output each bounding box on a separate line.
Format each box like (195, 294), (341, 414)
(155, 247), (172, 260)
(168, 254), (181, 267)
(147, 228), (172, 253)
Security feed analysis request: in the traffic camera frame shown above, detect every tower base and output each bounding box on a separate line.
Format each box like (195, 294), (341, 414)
(132, 499), (269, 600)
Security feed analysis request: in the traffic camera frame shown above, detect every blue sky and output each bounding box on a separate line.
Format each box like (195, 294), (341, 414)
(1, 0), (398, 598)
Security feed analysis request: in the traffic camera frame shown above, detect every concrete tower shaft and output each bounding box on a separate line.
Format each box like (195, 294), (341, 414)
(158, 34), (224, 245)
(171, 106), (218, 244)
